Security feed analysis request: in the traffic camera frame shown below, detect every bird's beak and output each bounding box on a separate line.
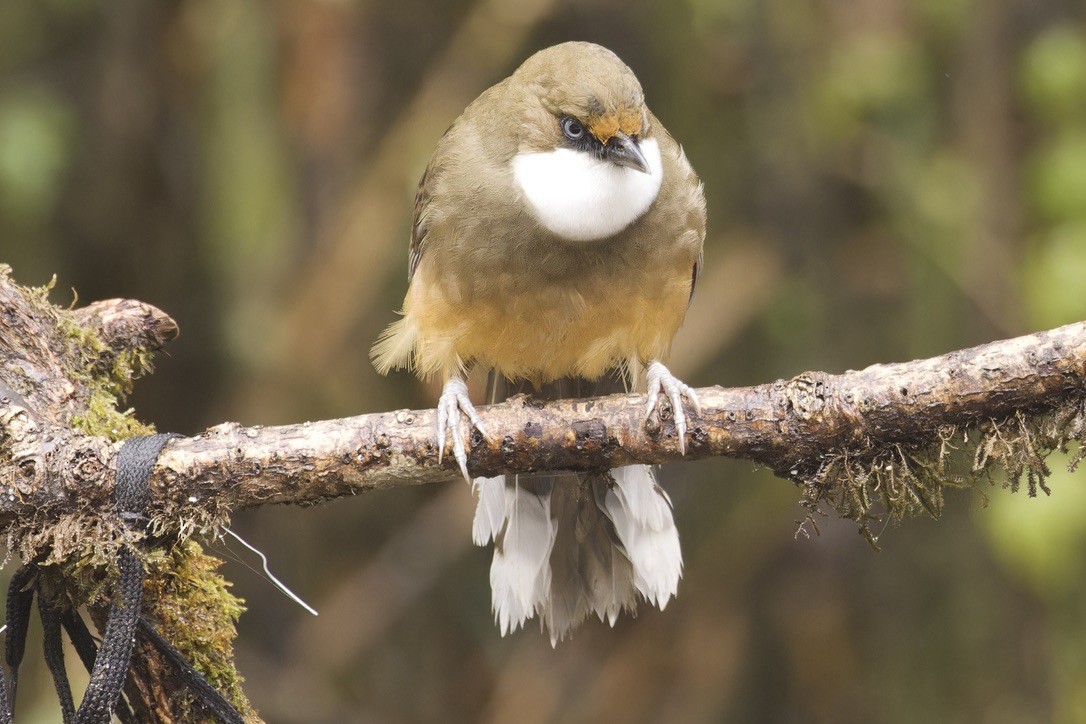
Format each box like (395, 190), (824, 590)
(606, 132), (651, 174)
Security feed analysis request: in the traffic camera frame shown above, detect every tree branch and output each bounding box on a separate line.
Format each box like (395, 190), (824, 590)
(1, 266), (1084, 534)
(120, 319), (1086, 513)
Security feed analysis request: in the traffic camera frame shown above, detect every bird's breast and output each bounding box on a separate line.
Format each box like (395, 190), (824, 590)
(401, 236), (693, 382)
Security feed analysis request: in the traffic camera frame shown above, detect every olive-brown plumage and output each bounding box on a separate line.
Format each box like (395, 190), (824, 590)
(372, 42), (706, 643)
(373, 42), (704, 382)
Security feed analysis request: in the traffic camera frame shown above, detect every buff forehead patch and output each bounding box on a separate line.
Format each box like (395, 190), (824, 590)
(587, 108), (644, 144)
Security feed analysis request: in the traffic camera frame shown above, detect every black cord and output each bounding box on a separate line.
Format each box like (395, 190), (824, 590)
(0, 433), (246, 723)
(2, 564), (37, 720)
(73, 548), (145, 724)
(72, 433), (176, 724)
(0, 563), (34, 724)
(59, 609), (138, 724)
(138, 619), (246, 724)
(38, 593), (75, 723)
(58, 610), (98, 677)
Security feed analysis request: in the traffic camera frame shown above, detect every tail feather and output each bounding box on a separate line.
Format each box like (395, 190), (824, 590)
(544, 475), (637, 644)
(603, 466), (683, 609)
(473, 369), (682, 643)
(471, 475), (506, 545)
(543, 478), (593, 642)
(370, 317), (416, 375)
(489, 475), (555, 636)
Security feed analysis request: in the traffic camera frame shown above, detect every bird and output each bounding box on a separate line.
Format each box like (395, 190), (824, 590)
(372, 41), (705, 644)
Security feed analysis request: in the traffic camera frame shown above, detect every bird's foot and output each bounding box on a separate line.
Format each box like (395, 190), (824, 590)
(437, 377), (488, 482)
(645, 361), (701, 454)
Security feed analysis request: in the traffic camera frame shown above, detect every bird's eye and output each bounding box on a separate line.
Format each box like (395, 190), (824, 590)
(561, 117), (585, 141)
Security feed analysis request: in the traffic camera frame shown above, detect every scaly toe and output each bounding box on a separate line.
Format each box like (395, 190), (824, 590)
(645, 361), (700, 455)
(436, 377), (482, 482)
(669, 389), (688, 454)
(644, 372), (662, 421)
(436, 403), (448, 464)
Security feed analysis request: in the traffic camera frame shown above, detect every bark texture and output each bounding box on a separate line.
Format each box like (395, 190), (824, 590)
(6, 320), (1085, 528)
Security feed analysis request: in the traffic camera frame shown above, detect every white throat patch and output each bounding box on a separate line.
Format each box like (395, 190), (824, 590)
(512, 137), (663, 242)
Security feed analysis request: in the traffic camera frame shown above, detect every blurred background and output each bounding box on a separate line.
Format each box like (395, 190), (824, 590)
(2, 0), (1086, 721)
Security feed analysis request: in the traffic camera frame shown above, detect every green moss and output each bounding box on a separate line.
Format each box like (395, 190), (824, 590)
(30, 538), (256, 720)
(56, 304), (156, 440)
(0, 267), (156, 440)
(144, 542), (254, 720)
(2, 269), (253, 718)
(69, 391), (154, 441)
(33, 514), (132, 601)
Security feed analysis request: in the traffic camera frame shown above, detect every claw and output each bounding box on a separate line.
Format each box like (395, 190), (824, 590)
(645, 361), (700, 454)
(436, 377), (487, 482)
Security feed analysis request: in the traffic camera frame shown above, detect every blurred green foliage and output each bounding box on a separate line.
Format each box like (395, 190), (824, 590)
(1, 0), (1085, 722)
(1021, 27), (1086, 122)
(0, 89), (75, 226)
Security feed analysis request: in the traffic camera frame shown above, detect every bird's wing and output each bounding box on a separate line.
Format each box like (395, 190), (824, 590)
(408, 112), (466, 281)
(646, 111), (706, 308)
(408, 152), (438, 281)
(681, 171), (706, 308)
(690, 247), (703, 305)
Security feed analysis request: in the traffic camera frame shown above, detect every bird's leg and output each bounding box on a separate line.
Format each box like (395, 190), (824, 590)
(644, 360), (701, 454)
(437, 377), (488, 482)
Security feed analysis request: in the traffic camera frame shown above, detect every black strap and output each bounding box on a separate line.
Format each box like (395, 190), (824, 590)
(38, 594), (75, 723)
(73, 433), (175, 724)
(0, 433), (245, 722)
(58, 610), (98, 679)
(113, 434), (170, 527)
(73, 547), (144, 724)
(2, 564), (36, 718)
(59, 610), (138, 724)
(137, 620), (246, 724)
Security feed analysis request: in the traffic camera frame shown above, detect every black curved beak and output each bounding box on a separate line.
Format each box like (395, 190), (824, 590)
(606, 132), (651, 174)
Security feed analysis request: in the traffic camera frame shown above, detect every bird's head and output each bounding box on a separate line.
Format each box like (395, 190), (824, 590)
(507, 42), (665, 242)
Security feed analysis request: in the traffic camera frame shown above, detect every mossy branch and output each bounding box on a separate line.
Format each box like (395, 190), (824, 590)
(0, 267), (255, 722)
(1, 265), (1085, 718)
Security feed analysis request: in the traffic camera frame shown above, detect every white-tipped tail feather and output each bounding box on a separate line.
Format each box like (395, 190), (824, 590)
(471, 476), (507, 546)
(474, 465), (681, 644)
(604, 466), (683, 609)
(487, 475), (556, 637)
